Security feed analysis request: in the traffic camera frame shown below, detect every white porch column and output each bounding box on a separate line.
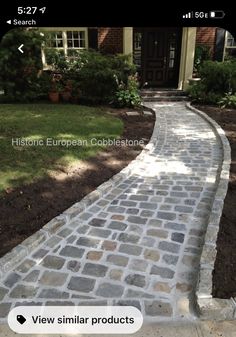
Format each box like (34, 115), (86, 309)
(123, 27), (133, 57)
(178, 27), (197, 90)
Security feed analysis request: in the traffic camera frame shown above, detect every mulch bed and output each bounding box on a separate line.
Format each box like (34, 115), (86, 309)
(194, 104), (236, 299)
(0, 109), (155, 257)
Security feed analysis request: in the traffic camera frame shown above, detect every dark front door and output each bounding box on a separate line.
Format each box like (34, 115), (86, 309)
(142, 28), (182, 87)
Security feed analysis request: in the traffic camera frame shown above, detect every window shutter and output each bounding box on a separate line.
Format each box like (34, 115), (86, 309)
(214, 28), (226, 61)
(88, 28), (98, 50)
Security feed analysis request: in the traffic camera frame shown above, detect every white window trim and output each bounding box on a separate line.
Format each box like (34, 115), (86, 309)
(223, 31), (236, 61)
(40, 27), (88, 68)
(63, 31), (68, 56)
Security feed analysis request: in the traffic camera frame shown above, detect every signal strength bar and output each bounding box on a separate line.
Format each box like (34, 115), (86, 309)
(183, 12), (193, 18)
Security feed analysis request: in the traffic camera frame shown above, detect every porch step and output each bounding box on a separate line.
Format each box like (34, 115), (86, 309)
(141, 89), (186, 97)
(140, 89), (189, 102)
(142, 96), (189, 102)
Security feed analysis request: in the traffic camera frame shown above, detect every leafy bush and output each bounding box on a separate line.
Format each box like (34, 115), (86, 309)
(75, 51), (117, 103)
(114, 74), (141, 108)
(219, 93), (236, 108)
(0, 31), (138, 105)
(69, 50), (137, 104)
(43, 49), (137, 104)
(44, 48), (83, 76)
(0, 28), (45, 102)
(188, 60), (236, 105)
(187, 82), (222, 104)
(80, 51), (137, 104)
(200, 61), (236, 93)
(109, 54), (136, 84)
(45, 49), (69, 73)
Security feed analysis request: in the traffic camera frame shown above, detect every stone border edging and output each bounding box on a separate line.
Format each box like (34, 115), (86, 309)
(187, 103), (236, 320)
(0, 108), (158, 279)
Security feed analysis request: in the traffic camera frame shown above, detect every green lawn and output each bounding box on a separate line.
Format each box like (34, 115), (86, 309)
(0, 104), (123, 192)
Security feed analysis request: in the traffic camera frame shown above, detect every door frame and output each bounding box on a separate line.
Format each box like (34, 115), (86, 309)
(123, 27), (197, 90)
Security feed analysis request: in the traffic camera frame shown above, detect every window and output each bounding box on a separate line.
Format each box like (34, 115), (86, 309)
(168, 42), (176, 68)
(66, 31), (85, 48)
(133, 32), (142, 70)
(134, 32), (142, 50)
(42, 28), (88, 67)
(224, 31), (236, 60)
(47, 31), (63, 48)
(45, 29), (87, 51)
(226, 32), (236, 47)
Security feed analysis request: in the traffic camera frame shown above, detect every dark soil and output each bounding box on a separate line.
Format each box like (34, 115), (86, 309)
(194, 104), (236, 298)
(0, 109), (155, 257)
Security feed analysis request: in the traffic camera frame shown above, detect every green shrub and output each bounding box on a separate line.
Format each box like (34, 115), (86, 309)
(114, 74), (141, 108)
(45, 49), (69, 73)
(0, 33), (138, 105)
(219, 93), (236, 108)
(187, 83), (222, 104)
(0, 28), (45, 102)
(75, 51), (117, 103)
(109, 54), (136, 84)
(188, 60), (236, 105)
(43, 49), (137, 104)
(200, 61), (236, 93)
(68, 50), (137, 104)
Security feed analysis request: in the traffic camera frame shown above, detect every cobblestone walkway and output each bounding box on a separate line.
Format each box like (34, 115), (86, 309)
(0, 102), (223, 322)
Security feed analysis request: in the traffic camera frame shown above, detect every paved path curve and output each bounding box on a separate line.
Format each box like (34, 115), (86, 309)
(0, 102), (223, 322)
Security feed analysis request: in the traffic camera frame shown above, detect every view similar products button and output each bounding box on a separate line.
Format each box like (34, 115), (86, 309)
(8, 306), (143, 334)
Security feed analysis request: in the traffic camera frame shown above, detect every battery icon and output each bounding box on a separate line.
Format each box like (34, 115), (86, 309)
(210, 10), (225, 19)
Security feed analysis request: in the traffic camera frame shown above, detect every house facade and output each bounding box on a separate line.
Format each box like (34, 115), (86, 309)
(42, 27), (236, 90)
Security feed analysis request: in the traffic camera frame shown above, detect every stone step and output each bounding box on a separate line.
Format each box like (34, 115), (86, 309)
(142, 96), (189, 102)
(140, 90), (186, 97)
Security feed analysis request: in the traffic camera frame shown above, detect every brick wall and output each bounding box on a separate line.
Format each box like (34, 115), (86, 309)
(98, 28), (123, 54)
(196, 27), (217, 56)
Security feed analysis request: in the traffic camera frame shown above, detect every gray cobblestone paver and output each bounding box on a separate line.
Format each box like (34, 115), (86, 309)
(125, 274), (146, 287)
(0, 102), (224, 321)
(82, 263), (108, 277)
(3, 273), (21, 288)
(39, 271), (68, 286)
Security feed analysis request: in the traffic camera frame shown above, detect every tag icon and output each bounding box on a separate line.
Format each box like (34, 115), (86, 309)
(16, 315), (26, 325)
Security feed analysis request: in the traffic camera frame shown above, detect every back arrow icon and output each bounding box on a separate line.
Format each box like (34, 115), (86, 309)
(18, 44), (24, 53)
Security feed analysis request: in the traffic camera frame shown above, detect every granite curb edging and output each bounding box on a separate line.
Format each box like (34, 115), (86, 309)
(187, 103), (236, 320)
(0, 108), (158, 279)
